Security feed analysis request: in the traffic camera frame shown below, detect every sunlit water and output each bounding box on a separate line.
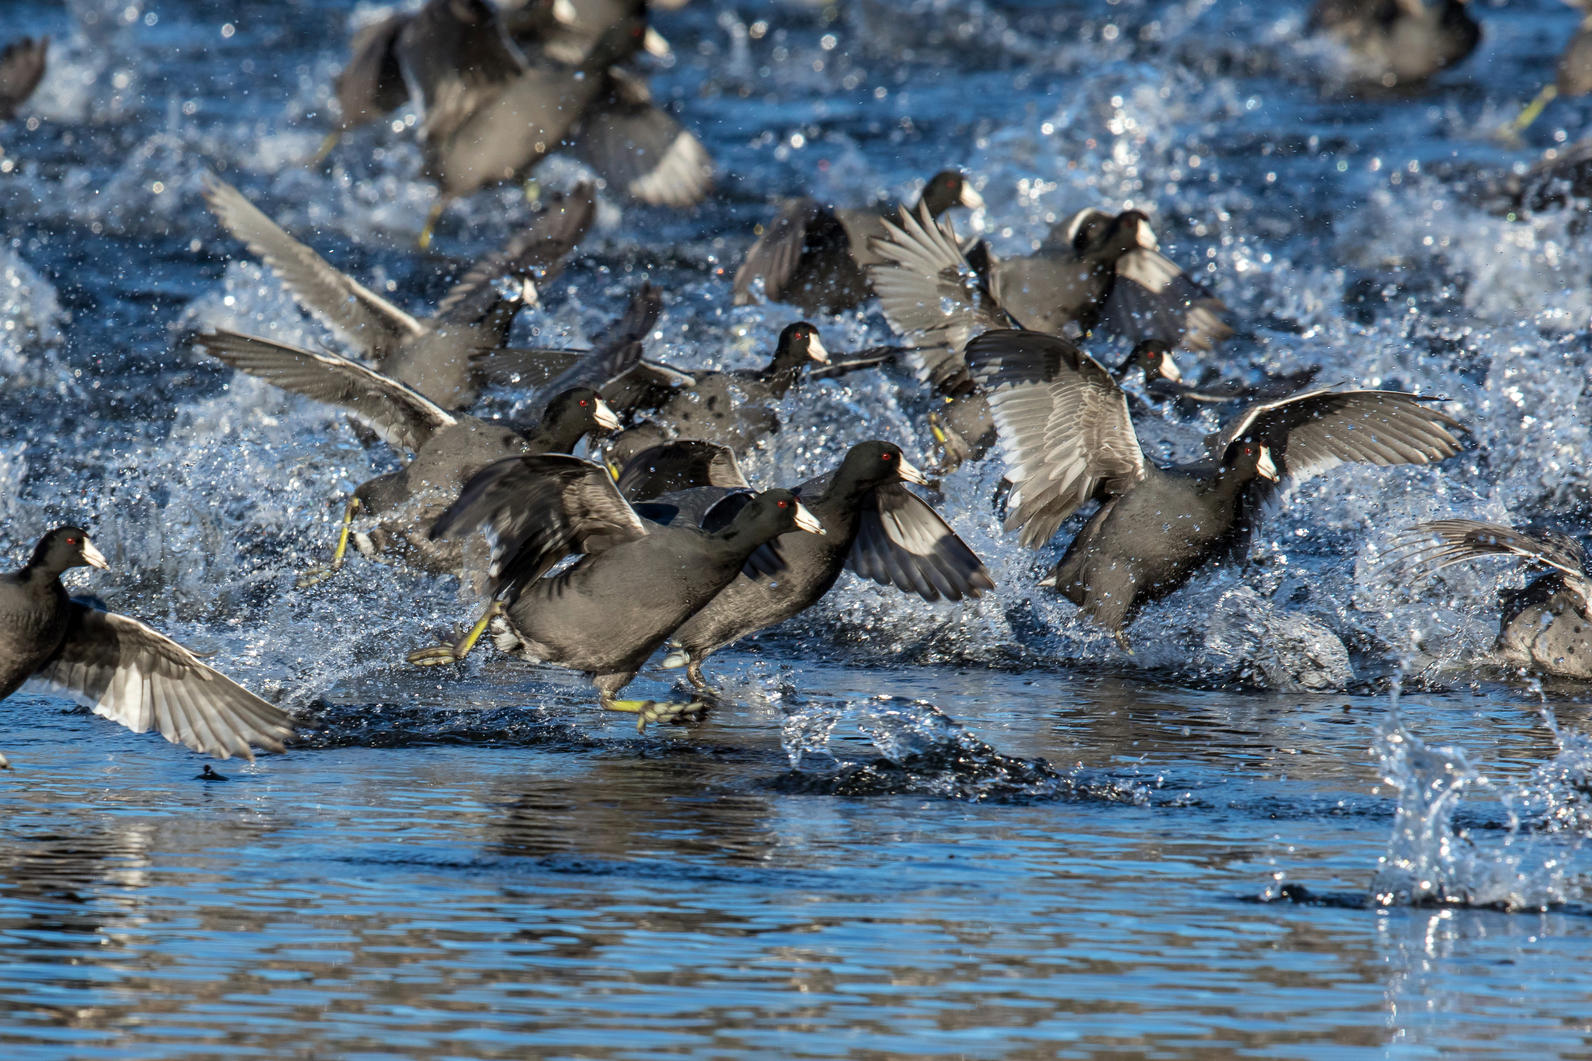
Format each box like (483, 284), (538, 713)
(6, 0), (1592, 1055)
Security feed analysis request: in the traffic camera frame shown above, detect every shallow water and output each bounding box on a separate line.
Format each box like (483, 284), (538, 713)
(7, 0), (1592, 1056)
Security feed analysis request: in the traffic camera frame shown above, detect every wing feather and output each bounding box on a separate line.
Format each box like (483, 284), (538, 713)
(430, 454), (648, 599)
(32, 606), (293, 761)
(194, 330), (456, 451)
(868, 203), (1014, 394)
(845, 484), (994, 602)
(203, 175), (424, 349)
(965, 330), (1146, 547)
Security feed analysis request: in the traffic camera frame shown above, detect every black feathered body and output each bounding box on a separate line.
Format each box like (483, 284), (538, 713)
(494, 522), (777, 695)
(1049, 462), (1253, 634)
(668, 476), (868, 660)
(0, 566), (68, 699)
(354, 418), (533, 573)
(1497, 576), (1592, 680)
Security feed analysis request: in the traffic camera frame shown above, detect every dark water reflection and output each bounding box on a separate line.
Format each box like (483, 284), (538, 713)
(5, 667), (1592, 1058)
(5, 0), (1592, 1054)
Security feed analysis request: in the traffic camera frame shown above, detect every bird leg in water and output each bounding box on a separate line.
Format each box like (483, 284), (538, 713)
(406, 600), (505, 666)
(308, 129), (342, 167)
(661, 645), (717, 695)
(1509, 83), (1558, 137)
(1114, 630), (1133, 653)
(417, 200), (446, 250)
(600, 696), (707, 733)
(927, 407), (975, 477)
(296, 497), (361, 588)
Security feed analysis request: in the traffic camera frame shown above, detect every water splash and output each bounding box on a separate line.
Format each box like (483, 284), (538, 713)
(1370, 702), (1588, 911)
(775, 694), (1146, 803)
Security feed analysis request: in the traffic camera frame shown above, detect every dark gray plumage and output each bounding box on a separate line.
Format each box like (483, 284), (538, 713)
(428, 455), (823, 723)
(603, 321), (834, 453)
(204, 175), (594, 408)
(194, 330), (619, 578)
(967, 329), (1463, 646)
(0, 528), (293, 762)
(399, 0), (709, 221)
(620, 441), (993, 690)
(733, 169), (984, 315)
(1117, 339), (1320, 407)
(616, 440), (751, 499)
(332, 15), (408, 132)
(0, 36), (46, 122)
(1311, 0), (1480, 87)
(1386, 519), (1592, 679)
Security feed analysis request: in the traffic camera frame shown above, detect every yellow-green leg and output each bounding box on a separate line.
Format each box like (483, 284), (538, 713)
(407, 600), (504, 666)
(417, 200), (446, 250)
(600, 695), (706, 733)
(1510, 83), (1558, 137)
(308, 129), (342, 167)
(297, 497), (361, 588)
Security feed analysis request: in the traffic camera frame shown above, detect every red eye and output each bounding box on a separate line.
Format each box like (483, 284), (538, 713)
(777, 500), (788, 508)
(882, 453), (893, 461)
(66, 537), (77, 544)
(579, 399), (589, 406)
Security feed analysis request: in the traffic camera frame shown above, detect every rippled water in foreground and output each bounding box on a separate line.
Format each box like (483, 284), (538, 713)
(7, 0), (1592, 1055)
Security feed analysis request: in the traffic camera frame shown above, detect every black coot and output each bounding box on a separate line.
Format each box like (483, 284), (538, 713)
(0, 528), (293, 763)
(967, 329), (1464, 647)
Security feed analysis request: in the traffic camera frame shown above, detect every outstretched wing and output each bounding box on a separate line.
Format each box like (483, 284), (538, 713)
(434, 182), (596, 323)
(846, 484), (995, 602)
(1384, 519), (1592, 611)
(965, 329), (1146, 548)
(733, 198), (828, 306)
(1104, 247), (1233, 351)
(573, 78), (713, 207)
(194, 330), (455, 452)
(533, 283), (664, 399)
(1212, 388), (1463, 489)
(868, 202), (1015, 394)
(431, 454), (648, 599)
(33, 605), (293, 761)
(203, 175), (424, 351)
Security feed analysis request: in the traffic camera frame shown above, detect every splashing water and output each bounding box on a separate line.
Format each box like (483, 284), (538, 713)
(1370, 701), (1589, 911)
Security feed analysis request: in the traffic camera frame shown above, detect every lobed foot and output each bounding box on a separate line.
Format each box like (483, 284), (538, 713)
(601, 697), (707, 734)
(295, 561), (344, 589)
(406, 643), (465, 667)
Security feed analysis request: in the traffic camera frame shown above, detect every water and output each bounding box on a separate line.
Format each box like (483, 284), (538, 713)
(6, 0), (1592, 1055)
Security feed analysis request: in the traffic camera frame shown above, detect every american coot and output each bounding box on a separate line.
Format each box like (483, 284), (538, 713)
(733, 169), (984, 315)
(204, 176), (594, 408)
(604, 321), (832, 452)
(872, 203), (1229, 384)
(617, 440), (994, 691)
(193, 331), (619, 582)
(966, 329), (1464, 648)
(1385, 519), (1592, 680)
(1117, 339), (1321, 407)
(1311, 0), (1480, 88)
(414, 455), (823, 729)
(0, 528), (294, 762)
(614, 439), (751, 499)
(400, 0), (710, 246)
(0, 36), (47, 122)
